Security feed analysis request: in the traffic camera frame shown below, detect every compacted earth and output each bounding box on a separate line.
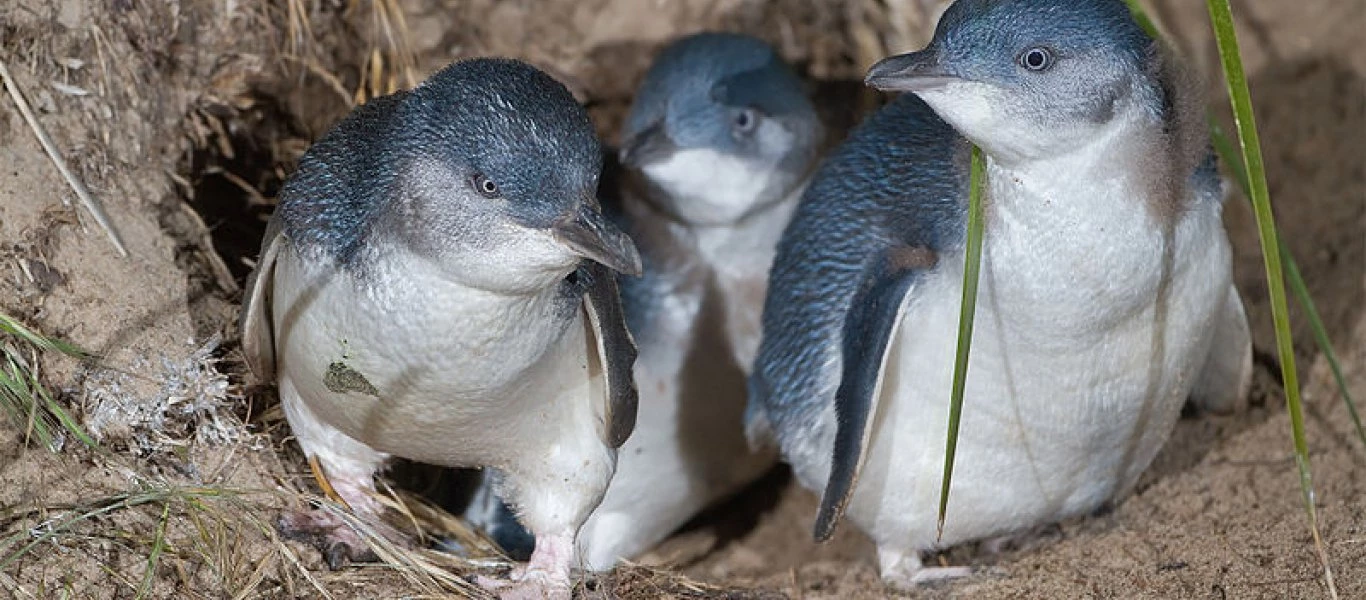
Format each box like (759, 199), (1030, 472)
(0, 0), (1362, 598)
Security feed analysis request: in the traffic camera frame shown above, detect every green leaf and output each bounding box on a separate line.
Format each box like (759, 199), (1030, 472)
(0, 312), (89, 358)
(0, 313), (96, 450)
(1206, 0), (1337, 596)
(1122, 0), (1162, 39)
(938, 144), (987, 540)
(136, 502), (172, 600)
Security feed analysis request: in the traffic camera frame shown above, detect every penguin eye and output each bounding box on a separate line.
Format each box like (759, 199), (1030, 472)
(1018, 47), (1054, 72)
(733, 108), (759, 135)
(470, 172), (500, 198)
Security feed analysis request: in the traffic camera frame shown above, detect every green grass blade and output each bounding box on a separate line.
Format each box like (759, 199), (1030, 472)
(1208, 0), (1299, 534)
(1209, 123), (1252, 190)
(1282, 247), (1366, 447)
(0, 313), (97, 450)
(1206, 0), (1337, 596)
(937, 144), (987, 540)
(1133, 0), (1358, 456)
(1122, 0), (1162, 39)
(0, 313), (88, 358)
(1210, 124), (1365, 449)
(2, 352), (55, 449)
(37, 379), (97, 449)
(136, 502), (171, 600)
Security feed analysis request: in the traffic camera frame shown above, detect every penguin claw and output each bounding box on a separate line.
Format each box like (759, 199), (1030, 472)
(275, 509), (379, 568)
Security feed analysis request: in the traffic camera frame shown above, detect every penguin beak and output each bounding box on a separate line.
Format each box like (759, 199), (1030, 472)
(618, 122), (677, 169)
(865, 50), (963, 93)
(552, 205), (643, 277)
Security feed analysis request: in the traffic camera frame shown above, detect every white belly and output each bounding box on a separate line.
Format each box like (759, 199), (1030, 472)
(575, 270), (775, 569)
(270, 244), (601, 471)
(574, 194), (798, 569)
(807, 195), (1233, 552)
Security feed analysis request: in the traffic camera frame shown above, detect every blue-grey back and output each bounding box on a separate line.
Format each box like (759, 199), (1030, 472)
(276, 92), (412, 263)
(748, 93), (970, 438)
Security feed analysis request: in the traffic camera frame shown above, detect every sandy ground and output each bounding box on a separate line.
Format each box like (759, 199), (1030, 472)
(0, 0), (1362, 598)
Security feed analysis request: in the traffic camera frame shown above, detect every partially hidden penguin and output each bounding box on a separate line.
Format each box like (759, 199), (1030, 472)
(465, 32), (825, 570)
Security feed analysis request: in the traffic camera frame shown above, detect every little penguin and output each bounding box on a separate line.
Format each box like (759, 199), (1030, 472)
(238, 58), (642, 599)
(465, 32), (825, 570)
(746, 0), (1252, 587)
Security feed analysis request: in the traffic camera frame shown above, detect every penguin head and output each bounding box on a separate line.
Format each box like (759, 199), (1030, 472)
(865, 0), (1160, 164)
(377, 59), (640, 292)
(619, 33), (823, 225)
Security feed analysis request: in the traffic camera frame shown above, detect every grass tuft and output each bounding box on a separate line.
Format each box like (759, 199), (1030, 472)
(0, 484), (341, 598)
(0, 312), (95, 451)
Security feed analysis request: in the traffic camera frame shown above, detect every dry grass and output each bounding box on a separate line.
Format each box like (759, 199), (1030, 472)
(354, 0), (420, 103)
(0, 58), (127, 257)
(583, 564), (788, 599)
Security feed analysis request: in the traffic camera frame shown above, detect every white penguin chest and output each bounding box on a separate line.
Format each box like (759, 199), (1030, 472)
(271, 245), (596, 466)
(639, 193), (798, 377)
(845, 160), (1233, 547)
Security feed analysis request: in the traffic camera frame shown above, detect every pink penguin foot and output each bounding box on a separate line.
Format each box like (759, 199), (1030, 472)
(277, 456), (403, 569)
(474, 531), (575, 600)
(277, 508), (378, 569)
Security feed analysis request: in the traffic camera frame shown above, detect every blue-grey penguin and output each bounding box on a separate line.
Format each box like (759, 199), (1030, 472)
(239, 58), (642, 598)
(466, 32), (825, 570)
(747, 0), (1251, 586)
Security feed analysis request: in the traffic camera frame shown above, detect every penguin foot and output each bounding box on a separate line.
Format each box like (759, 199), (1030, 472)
(877, 547), (972, 589)
(474, 571), (571, 600)
(474, 530), (574, 600)
(276, 509), (379, 569)
(883, 565), (974, 590)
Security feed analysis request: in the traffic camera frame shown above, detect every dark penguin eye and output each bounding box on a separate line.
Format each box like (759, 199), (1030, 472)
(1019, 47), (1054, 72)
(470, 172), (500, 198)
(733, 108), (759, 134)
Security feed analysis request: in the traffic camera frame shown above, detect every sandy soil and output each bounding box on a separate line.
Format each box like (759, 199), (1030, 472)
(0, 0), (1362, 598)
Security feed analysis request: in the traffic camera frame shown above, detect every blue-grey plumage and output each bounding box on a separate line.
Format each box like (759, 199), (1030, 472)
(748, 92), (969, 446)
(618, 32), (824, 228)
(238, 58), (640, 599)
(749, 0), (1250, 586)
(465, 32), (827, 570)
(271, 59), (641, 278)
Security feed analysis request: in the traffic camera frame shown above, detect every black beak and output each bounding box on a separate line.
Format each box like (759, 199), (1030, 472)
(618, 122), (678, 169)
(552, 205), (643, 276)
(865, 49), (962, 93)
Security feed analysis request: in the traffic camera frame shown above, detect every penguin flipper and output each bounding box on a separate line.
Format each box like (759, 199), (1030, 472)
(1191, 284), (1252, 414)
(814, 249), (929, 541)
(239, 215), (285, 382)
(582, 261), (641, 448)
